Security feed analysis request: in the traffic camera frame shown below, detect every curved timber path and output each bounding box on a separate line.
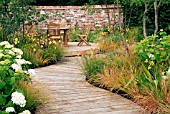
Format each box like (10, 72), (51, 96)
(35, 56), (144, 114)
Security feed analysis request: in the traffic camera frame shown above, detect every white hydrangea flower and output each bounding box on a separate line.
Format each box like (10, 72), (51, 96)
(0, 53), (4, 58)
(148, 54), (154, 58)
(11, 91), (26, 107)
(0, 41), (10, 46)
(28, 69), (36, 77)
(15, 59), (25, 65)
(8, 50), (15, 55)
(16, 55), (22, 59)
(25, 60), (32, 64)
(19, 110), (31, 114)
(0, 59), (10, 65)
(4, 44), (13, 48)
(11, 63), (22, 71)
(5, 107), (15, 113)
(12, 48), (23, 55)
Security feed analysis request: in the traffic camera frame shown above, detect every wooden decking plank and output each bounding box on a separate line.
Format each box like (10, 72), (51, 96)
(35, 57), (144, 114)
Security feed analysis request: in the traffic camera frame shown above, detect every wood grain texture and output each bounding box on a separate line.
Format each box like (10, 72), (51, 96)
(35, 57), (144, 114)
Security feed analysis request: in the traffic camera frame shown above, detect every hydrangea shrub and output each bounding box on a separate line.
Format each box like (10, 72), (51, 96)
(0, 41), (36, 113)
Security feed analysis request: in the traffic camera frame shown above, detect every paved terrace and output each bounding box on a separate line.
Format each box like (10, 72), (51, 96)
(35, 42), (144, 114)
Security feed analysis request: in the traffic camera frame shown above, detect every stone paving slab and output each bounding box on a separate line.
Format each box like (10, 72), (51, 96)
(35, 57), (144, 114)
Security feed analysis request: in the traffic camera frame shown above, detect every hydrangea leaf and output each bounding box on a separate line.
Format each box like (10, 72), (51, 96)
(0, 82), (6, 90)
(0, 94), (6, 105)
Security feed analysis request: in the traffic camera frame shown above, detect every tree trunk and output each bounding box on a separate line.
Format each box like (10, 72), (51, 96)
(154, 1), (158, 34)
(106, 4), (111, 28)
(143, 0), (147, 38)
(116, 0), (129, 54)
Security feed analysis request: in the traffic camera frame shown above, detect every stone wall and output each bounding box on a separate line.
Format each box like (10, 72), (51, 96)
(36, 5), (123, 30)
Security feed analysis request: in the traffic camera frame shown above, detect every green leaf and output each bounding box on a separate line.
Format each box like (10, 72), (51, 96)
(161, 51), (167, 57)
(5, 101), (14, 107)
(0, 70), (6, 78)
(8, 69), (14, 77)
(141, 63), (153, 81)
(9, 77), (15, 86)
(154, 80), (158, 89)
(15, 89), (24, 94)
(148, 48), (154, 53)
(4, 85), (12, 95)
(0, 110), (7, 114)
(0, 82), (6, 90)
(124, 76), (135, 88)
(0, 94), (6, 105)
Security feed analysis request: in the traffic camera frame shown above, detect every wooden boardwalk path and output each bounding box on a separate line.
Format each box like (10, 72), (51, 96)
(35, 57), (144, 114)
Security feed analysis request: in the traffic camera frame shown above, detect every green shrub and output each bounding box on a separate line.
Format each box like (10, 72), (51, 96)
(135, 30), (170, 76)
(134, 30), (170, 113)
(0, 41), (42, 113)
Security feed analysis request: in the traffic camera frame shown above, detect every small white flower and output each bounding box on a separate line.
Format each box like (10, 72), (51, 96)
(162, 72), (165, 76)
(11, 91), (26, 107)
(4, 44), (13, 48)
(11, 63), (22, 71)
(8, 50), (15, 55)
(0, 41), (10, 46)
(168, 68), (170, 73)
(5, 107), (15, 113)
(148, 54), (154, 58)
(167, 68), (170, 76)
(12, 48), (23, 55)
(0, 49), (3, 52)
(19, 110), (31, 114)
(28, 69), (36, 77)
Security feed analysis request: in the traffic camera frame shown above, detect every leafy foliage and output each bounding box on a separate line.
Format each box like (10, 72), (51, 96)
(0, 41), (31, 113)
(135, 30), (170, 75)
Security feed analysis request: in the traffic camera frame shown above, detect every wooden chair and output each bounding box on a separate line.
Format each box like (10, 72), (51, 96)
(47, 23), (62, 46)
(77, 23), (92, 46)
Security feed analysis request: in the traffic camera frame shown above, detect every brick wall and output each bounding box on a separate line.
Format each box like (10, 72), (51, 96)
(36, 5), (123, 30)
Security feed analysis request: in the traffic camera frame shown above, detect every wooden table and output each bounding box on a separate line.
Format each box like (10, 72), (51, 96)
(40, 27), (69, 47)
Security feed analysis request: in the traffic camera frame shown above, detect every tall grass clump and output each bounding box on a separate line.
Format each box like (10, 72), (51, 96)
(82, 55), (105, 82)
(82, 29), (170, 113)
(21, 39), (64, 68)
(19, 82), (50, 113)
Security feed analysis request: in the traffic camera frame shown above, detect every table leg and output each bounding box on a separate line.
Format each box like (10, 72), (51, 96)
(63, 30), (69, 47)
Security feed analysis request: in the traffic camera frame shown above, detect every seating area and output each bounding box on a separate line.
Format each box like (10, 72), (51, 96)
(77, 23), (92, 46)
(23, 20), (93, 47)
(2, 1), (169, 113)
